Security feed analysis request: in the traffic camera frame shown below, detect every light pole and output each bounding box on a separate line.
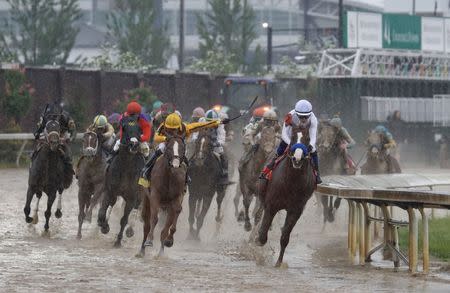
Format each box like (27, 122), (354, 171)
(262, 22), (273, 71)
(179, 0), (185, 71)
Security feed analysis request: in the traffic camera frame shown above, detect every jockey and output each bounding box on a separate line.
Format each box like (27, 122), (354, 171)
(33, 100), (76, 174)
(260, 99), (322, 184)
(87, 115), (115, 152)
(329, 116), (355, 170)
(107, 113), (121, 135)
(191, 107), (205, 122)
(111, 101), (151, 158)
(139, 112), (227, 186)
(250, 106), (266, 124)
(372, 125), (396, 151)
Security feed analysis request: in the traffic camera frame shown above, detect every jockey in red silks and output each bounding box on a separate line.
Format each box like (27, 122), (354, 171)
(260, 99), (322, 184)
(111, 101), (152, 158)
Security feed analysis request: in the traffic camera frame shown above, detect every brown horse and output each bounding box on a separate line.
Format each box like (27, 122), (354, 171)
(187, 132), (226, 240)
(137, 136), (186, 257)
(24, 119), (73, 232)
(317, 122), (353, 223)
(256, 128), (315, 267)
(239, 126), (277, 231)
(76, 131), (107, 239)
(361, 131), (401, 174)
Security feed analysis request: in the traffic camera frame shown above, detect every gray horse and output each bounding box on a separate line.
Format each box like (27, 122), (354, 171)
(239, 126), (277, 231)
(76, 131), (107, 239)
(97, 136), (144, 247)
(24, 120), (73, 232)
(187, 132), (227, 240)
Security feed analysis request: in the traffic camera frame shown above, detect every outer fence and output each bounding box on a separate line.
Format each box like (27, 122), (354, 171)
(316, 174), (450, 274)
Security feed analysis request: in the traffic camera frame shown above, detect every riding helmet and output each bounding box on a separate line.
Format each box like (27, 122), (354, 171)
(205, 109), (219, 121)
(165, 113), (182, 130)
(192, 107), (205, 118)
(127, 101), (142, 115)
(263, 109), (277, 121)
(93, 115), (108, 128)
(295, 100), (312, 117)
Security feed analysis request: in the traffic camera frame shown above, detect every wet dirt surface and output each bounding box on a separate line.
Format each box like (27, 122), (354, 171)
(0, 168), (449, 292)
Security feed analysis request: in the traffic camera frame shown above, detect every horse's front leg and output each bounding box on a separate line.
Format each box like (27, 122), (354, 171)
(44, 191), (57, 232)
(55, 191), (63, 218)
(275, 210), (301, 267)
(242, 187), (253, 231)
(97, 190), (111, 234)
(24, 186), (35, 223)
(164, 198), (183, 249)
(188, 193), (197, 238)
(256, 207), (277, 246)
(215, 186), (226, 222)
(114, 198), (133, 248)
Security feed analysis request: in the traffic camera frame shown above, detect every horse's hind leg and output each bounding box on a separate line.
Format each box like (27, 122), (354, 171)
(55, 191), (63, 218)
(242, 189), (253, 231)
(164, 199), (182, 249)
(24, 186), (36, 223)
(215, 186), (226, 222)
(97, 191), (112, 234)
(44, 192), (57, 232)
(233, 183), (244, 221)
(77, 188), (88, 239)
(275, 211), (301, 267)
(114, 199), (133, 248)
(136, 196), (151, 258)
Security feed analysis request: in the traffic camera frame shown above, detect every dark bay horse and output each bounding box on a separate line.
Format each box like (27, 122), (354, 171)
(361, 131), (401, 174)
(256, 128), (315, 267)
(97, 137), (144, 247)
(317, 122), (353, 223)
(24, 120), (73, 231)
(239, 126), (277, 231)
(138, 136), (186, 257)
(76, 131), (107, 239)
(187, 132), (226, 240)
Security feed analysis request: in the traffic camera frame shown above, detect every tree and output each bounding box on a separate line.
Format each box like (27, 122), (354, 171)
(189, 51), (238, 75)
(196, 0), (257, 71)
(107, 0), (170, 68)
(0, 0), (82, 65)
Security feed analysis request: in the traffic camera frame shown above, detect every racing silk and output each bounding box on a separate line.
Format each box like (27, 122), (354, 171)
(153, 120), (220, 143)
(205, 124), (226, 146)
(87, 123), (115, 140)
(282, 110), (318, 152)
(119, 113), (151, 144)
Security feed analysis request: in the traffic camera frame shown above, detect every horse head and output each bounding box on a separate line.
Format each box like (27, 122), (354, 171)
(165, 136), (186, 169)
(259, 126), (277, 155)
(193, 132), (211, 166)
(366, 131), (384, 160)
(289, 130), (309, 169)
(241, 126), (255, 153)
(45, 120), (61, 151)
(127, 136), (140, 154)
(82, 131), (99, 159)
(317, 123), (337, 153)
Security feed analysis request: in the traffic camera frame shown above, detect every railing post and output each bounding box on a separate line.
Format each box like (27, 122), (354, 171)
(419, 208), (429, 273)
(408, 207), (418, 273)
(362, 202), (371, 261)
(358, 203), (365, 265)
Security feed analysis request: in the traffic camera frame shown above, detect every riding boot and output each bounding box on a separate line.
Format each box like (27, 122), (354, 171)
(311, 151), (322, 184)
(218, 153), (230, 185)
(138, 149), (163, 187)
(259, 155), (278, 180)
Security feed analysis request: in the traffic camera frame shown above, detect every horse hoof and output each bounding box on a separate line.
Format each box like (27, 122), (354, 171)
(256, 235), (267, 246)
(44, 225), (49, 232)
(244, 222), (252, 232)
(125, 227), (134, 238)
(164, 239), (174, 248)
(237, 211), (245, 222)
(25, 216), (33, 224)
(55, 209), (62, 219)
(32, 216), (39, 225)
(215, 215), (223, 223)
(135, 251), (145, 258)
(76, 233), (82, 240)
(113, 241), (122, 248)
(144, 240), (153, 247)
(100, 225), (110, 234)
(275, 262), (282, 268)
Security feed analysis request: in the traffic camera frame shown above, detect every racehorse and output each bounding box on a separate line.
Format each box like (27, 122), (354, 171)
(361, 131), (401, 174)
(24, 119), (73, 232)
(239, 126), (277, 231)
(137, 136), (187, 257)
(187, 132), (226, 240)
(316, 122), (354, 223)
(76, 131), (107, 239)
(97, 136), (144, 247)
(256, 127), (316, 267)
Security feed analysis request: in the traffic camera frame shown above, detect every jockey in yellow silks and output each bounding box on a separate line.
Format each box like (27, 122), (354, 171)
(139, 112), (225, 187)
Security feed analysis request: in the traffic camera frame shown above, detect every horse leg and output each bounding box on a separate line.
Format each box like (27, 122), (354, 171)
(146, 197), (159, 248)
(97, 190), (112, 234)
(215, 186), (226, 222)
(137, 196), (151, 258)
(196, 194), (213, 240)
(24, 186), (35, 223)
(165, 199), (182, 248)
(159, 207), (176, 255)
(86, 184), (103, 223)
(256, 207), (277, 246)
(275, 211), (301, 267)
(188, 193), (197, 238)
(77, 188), (87, 239)
(114, 199), (133, 248)
(44, 192), (56, 232)
(234, 183), (244, 221)
(242, 189), (253, 231)
(55, 191), (63, 218)
(32, 193), (42, 225)
(253, 197), (264, 226)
